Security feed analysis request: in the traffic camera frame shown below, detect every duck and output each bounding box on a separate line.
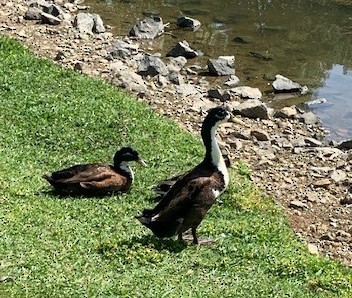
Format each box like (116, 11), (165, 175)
(153, 154), (231, 199)
(136, 107), (230, 244)
(43, 147), (146, 196)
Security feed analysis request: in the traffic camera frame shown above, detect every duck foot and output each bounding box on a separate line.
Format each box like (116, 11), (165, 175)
(180, 230), (213, 245)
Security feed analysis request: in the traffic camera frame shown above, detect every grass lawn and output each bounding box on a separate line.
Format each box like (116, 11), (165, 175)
(0, 36), (351, 297)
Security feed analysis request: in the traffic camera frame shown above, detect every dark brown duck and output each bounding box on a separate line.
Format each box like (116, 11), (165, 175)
(136, 107), (230, 244)
(43, 147), (146, 196)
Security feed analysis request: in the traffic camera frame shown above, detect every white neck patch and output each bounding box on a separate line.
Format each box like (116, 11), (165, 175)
(210, 124), (229, 189)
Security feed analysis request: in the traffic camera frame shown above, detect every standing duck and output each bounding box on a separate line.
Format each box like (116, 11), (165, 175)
(43, 147), (146, 196)
(136, 107), (230, 244)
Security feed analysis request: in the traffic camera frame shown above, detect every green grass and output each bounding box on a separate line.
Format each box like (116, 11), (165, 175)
(0, 36), (351, 297)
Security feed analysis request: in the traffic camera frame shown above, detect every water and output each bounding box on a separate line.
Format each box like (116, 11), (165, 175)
(85, 0), (352, 140)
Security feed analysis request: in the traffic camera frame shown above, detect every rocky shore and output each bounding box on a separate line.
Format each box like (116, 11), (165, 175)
(1, 0), (351, 267)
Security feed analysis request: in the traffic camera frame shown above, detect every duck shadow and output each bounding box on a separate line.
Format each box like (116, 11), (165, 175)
(41, 189), (129, 199)
(127, 235), (188, 253)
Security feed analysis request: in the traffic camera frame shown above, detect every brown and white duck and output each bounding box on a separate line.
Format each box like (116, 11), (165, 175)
(43, 147), (146, 196)
(136, 107), (230, 244)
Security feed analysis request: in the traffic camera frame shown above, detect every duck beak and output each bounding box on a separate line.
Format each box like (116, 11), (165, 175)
(138, 159), (147, 167)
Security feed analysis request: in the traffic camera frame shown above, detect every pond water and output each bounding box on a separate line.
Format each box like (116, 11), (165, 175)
(85, 0), (352, 140)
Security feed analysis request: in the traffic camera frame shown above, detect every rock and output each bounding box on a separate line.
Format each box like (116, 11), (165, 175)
(307, 98), (327, 106)
(108, 39), (139, 59)
(313, 178), (332, 188)
(231, 130), (251, 140)
(176, 16), (201, 31)
(73, 13), (94, 35)
(166, 56), (187, 72)
(308, 243), (319, 255)
(42, 4), (62, 18)
(289, 200), (307, 210)
(129, 16), (164, 39)
(304, 137), (322, 147)
(137, 55), (168, 77)
(208, 88), (231, 102)
(230, 86), (262, 100)
(273, 106), (298, 119)
(176, 84), (199, 96)
(91, 14), (106, 33)
(24, 7), (42, 20)
(249, 51), (273, 61)
(250, 129), (270, 141)
(299, 112), (319, 125)
(168, 71), (184, 85)
(272, 74), (301, 92)
(233, 36), (251, 44)
(40, 12), (61, 25)
(232, 99), (270, 119)
(207, 56), (235, 76)
(329, 170), (347, 183)
(113, 70), (147, 93)
(166, 40), (198, 59)
(340, 193), (352, 205)
(224, 75), (240, 87)
(337, 139), (352, 150)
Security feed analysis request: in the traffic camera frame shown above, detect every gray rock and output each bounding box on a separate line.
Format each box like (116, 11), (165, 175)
(137, 55), (168, 77)
(299, 112), (319, 125)
(166, 56), (187, 72)
(108, 39), (139, 59)
(91, 14), (106, 33)
(250, 129), (270, 141)
(168, 71), (184, 85)
(224, 75), (240, 87)
(176, 84), (199, 96)
(41, 12), (61, 25)
(166, 40), (198, 59)
(273, 106), (298, 119)
(340, 193), (352, 205)
(73, 13), (95, 35)
(207, 56), (235, 76)
(24, 7), (42, 20)
(330, 170), (347, 183)
(337, 140), (352, 150)
(232, 99), (270, 119)
(176, 16), (201, 31)
(304, 137), (322, 147)
(129, 16), (164, 39)
(272, 74), (301, 92)
(208, 88), (231, 102)
(113, 70), (147, 93)
(289, 200), (307, 210)
(42, 4), (62, 18)
(230, 86), (262, 100)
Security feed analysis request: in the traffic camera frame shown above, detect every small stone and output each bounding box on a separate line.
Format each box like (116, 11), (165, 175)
(176, 16), (201, 31)
(304, 137), (322, 147)
(129, 16), (164, 39)
(230, 86), (262, 100)
(329, 170), (346, 183)
(340, 193), (352, 205)
(166, 40), (198, 59)
(250, 129), (270, 141)
(289, 200), (307, 210)
(299, 112), (319, 125)
(273, 106), (298, 119)
(308, 243), (319, 255)
(272, 74), (301, 92)
(313, 178), (331, 188)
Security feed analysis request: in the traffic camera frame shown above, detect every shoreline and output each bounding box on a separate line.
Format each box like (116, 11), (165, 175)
(1, 0), (351, 267)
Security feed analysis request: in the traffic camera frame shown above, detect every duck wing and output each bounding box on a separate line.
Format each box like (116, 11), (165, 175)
(57, 164), (114, 184)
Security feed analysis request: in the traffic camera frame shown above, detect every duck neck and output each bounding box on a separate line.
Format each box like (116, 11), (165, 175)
(202, 123), (224, 168)
(115, 162), (134, 181)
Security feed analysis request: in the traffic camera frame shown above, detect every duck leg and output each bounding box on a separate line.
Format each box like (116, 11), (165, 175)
(178, 232), (183, 242)
(192, 228), (198, 244)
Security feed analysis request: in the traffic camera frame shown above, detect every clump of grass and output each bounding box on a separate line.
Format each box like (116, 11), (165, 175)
(0, 37), (351, 297)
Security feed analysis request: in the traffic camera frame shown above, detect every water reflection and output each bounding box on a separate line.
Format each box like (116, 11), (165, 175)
(86, 0), (352, 140)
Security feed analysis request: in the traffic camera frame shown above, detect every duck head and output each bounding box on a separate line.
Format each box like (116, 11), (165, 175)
(113, 147), (147, 167)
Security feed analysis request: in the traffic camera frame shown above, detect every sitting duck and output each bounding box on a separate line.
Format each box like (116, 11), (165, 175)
(136, 107), (230, 244)
(43, 147), (146, 196)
